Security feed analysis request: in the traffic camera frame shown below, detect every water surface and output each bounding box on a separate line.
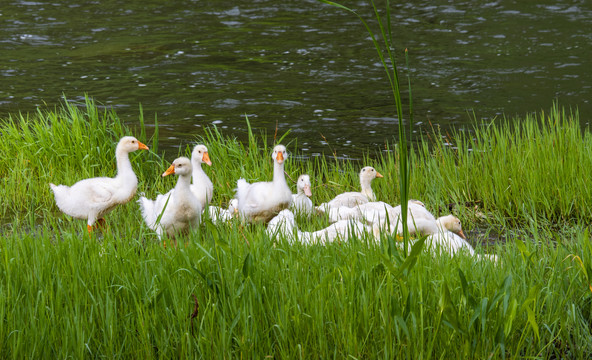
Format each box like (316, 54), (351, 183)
(1, 0), (590, 157)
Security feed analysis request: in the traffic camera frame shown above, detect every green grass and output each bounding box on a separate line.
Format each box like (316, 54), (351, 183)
(1, 100), (592, 358)
(409, 104), (592, 225)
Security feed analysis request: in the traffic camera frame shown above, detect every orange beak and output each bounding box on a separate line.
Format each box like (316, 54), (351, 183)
(162, 164), (175, 177)
(376, 172), (384, 178)
(303, 184), (312, 197)
(137, 141), (149, 151)
(202, 152), (212, 166)
(276, 151), (284, 164)
(457, 230), (466, 239)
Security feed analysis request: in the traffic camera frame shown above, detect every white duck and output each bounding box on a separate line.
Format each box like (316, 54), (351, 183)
(302, 220), (380, 245)
(236, 144), (293, 223)
(267, 209), (299, 235)
(418, 218), (497, 262)
(355, 201), (398, 226)
(317, 166), (383, 210)
(49, 136), (149, 234)
(362, 200), (430, 232)
(425, 229), (475, 256)
(207, 199), (238, 224)
(290, 174), (314, 215)
(190, 144), (213, 209)
(317, 204), (362, 223)
(138, 157), (201, 239)
(267, 209), (379, 245)
(388, 201), (466, 240)
(404, 214), (466, 239)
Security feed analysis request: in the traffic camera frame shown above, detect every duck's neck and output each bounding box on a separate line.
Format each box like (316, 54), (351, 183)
(115, 149), (136, 182)
(273, 161), (287, 186)
(192, 161), (205, 182)
(175, 173), (192, 193)
(360, 178), (375, 201)
(435, 217), (448, 234)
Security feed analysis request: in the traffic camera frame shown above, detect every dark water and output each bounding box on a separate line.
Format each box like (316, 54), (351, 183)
(1, 0), (590, 157)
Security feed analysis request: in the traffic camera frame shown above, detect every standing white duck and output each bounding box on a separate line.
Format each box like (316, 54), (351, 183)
(236, 144), (292, 223)
(49, 136), (149, 234)
(290, 174), (314, 215)
(138, 157), (201, 239)
(190, 144), (213, 209)
(317, 166), (383, 210)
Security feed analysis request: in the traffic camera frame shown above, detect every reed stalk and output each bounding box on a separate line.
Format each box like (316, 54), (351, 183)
(320, 0), (414, 256)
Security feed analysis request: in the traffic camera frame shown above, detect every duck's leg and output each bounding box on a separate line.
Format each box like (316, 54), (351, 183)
(87, 215), (97, 235)
(96, 218), (106, 228)
(87, 218), (106, 235)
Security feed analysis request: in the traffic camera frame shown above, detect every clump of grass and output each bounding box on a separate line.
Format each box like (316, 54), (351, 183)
(410, 104), (592, 226)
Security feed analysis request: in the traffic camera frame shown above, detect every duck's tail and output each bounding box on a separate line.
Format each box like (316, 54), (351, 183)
(137, 196), (158, 229)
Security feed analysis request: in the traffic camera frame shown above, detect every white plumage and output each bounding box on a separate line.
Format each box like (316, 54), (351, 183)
(317, 166), (383, 211)
(207, 199), (238, 224)
(267, 209), (379, 245)
(190, 144), (214, 209)
(49, 136), (149, 234)
(138, 157), (201, 239)
(290, 174), (314, 215)
(236, 145), (293, 223)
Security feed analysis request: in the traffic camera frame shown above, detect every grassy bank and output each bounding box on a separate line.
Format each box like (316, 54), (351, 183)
(1, 100), (591, 358)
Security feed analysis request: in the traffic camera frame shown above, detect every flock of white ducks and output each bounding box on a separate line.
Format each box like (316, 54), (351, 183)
(49, 137), (494, 260)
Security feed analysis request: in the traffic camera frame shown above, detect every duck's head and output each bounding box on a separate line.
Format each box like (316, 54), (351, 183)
(360, 166), (383, 182)
(192, 144), (212, 166)
(272, 145), (288, 164)
(438, 214), (466, 239)
(118, 136), (149, 153)
(228, 198), (239, 214)
(297, 174), (312, 197)
(162, 157), (193, 177)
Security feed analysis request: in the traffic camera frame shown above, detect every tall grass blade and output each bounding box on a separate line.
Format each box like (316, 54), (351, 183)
(320, 0), (413, 255)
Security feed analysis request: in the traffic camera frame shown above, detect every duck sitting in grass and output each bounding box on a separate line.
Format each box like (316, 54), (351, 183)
(236, 145), (292, 223)
(316, 166), (383, 211)
(49, 136), (149, 234)
(290, 174), (314, 215)
(206, 199), (238, 224)
(267, 209), (380, 245)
